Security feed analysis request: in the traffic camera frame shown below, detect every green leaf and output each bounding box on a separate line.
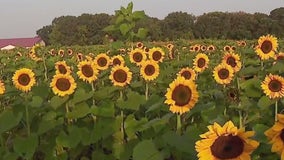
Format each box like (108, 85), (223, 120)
(50, 96), (69, 109)
(136, 28), (148, 39)
(126, 2), (133, 13)
(132, 11), (146, 20)
(37, 118), (64, 135)
(0, 110), (22, 134)
(253, 124), (270, 143)
(257, 96), (276, 109)
(120, 24), (131, 36)
(66, 102), (90, 119)
(14, 134), (38, 159)
(103, 25), (116, 32)
(116, 91), (146, 110)
(93, 86), (117, 100)
(125, 115), (148, 139)
(240, 78), (262, 98)
(32, 84), (50, 99)
(29, 96), (43, 108)
(90, 101), (115, 117)
(56, 126), (82, 148)
(133, 140), (163, 160)
(71, 88), (94, 104)
(115, 15), (125, 24)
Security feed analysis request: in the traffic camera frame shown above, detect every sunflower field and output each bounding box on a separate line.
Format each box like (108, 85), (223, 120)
(0, 35), (284, 160)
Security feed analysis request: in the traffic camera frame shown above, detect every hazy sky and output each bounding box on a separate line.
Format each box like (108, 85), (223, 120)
(1, 0), (283, 38)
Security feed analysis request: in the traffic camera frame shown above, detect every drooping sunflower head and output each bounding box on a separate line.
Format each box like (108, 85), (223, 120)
(140, 60), (160, 81)
(0, 80), (5, 95)
(109, 65), (132, 87)
(261, 74), (284, 99)
(129, 48), (147, 66)
(193, 53), (210, 73)
(50, 74), (77, 97)
(94, 53), (110, 70)
(177, 67), (196, 81)
(213, 63), (234, 85)
(165, 76), (199, 114)
(222, 52), (242, 73)
(196, 121), (259, 160)
(148, 47), (165, 63)
(255, 34), (278, 60)
(136, 42), (144, 48)
(12, 68), (36, 92)
(55, 61), (72, 75)
(77, 60), (99, 83)
(111, 55), (125, 66)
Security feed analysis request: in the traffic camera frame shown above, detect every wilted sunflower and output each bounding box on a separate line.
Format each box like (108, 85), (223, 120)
(140, 60), (160, 81)
(109, 65), (132, 87)
(129, 48), (147, 66)
(148, 47), (165, 63)
(111, 55), (125, 66)
(255, 34), (278, 60)
(55, 61), (72, 75)
(77, 60), (99, 83)
(50, 74), (77, 97)
(165, 76), (199, 114)
(222, 52), (242, 72)
(213, 63), (234, 85)
(261, 74), (284, 99)
(195, 121), (259, 160)
(193, 53), (209, 73)
(265, 114), (284, 159)
(177, 67), (196, 81)
(94, 53), (110, 70)
(12, 68), (36, 92)
(136, 42), (144, 48)
(0, 80), (5, 95)
(223, 45), (231, 52)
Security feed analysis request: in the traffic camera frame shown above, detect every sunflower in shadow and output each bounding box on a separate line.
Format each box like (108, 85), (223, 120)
(109, 65), (132, 87)
(77, 60), (99, 83)
(12, 68), (36, 92)
(50, 74), (77, 97)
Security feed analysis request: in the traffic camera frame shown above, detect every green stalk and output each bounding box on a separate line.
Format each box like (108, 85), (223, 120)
(25, 104), (30, 136)
(91, 81), (96, 105)
(238, 110), (243, 128)
(275, 100), (279, 122)
(42, 54), (48, 82)
(145, 82), (149, 101)
(120, 90), (125, 143)
(176, 114), (182, 135)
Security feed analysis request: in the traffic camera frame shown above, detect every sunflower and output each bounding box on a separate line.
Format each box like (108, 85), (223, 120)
(148, 47), (165, 63)
(111, 55), (125, 66)
(200, 45), (207, 52)
(94, 53), (110, 70)
(67, 48), (73, 56)
(55, 61), (72, 75)
(109, 65), (132, 87)
(136, 42), (144, 48)
(223, 45), (231, 52)
(0, 80), (5, 95)
(195, 121), (259, 160)
(50, 74), (77, 97)
(193, 53), (209, 73)
(58, 49), (65, 57)
(255, 34), (278, 60)
(129, 48), (147, 66)
(189, 46), (195, 52)
(165, 76), (199, 114)
(207, 45), (216, 52)
(237, 40), (246, 47)
(177, 67), (196, 81)
(222, 52), (242, 72)
(77, 60), (99, 83)
(143, 47), (150, 54)
(261, 74), (284, 99)
(12, 68), (36, 92)
(274, 52), (284, 61)
(140, 60), (160, 81)
(49, 49), (56, 56)
(166, 43), (174, 50)
(213, 63), (234, 85)
(194, 45), (201, 52)
(231, 46), (237, 52)
(265, 114), (284, 159)
(76, 53), (84, 62)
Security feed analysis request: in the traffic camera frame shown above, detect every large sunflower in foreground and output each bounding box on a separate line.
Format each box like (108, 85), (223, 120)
(55, 61), (72, 75)
(177, 67), (196, 81)
(148, 47), (165, 63)
(50, 74), (77, 97)
(129, 48), (147, 66)
(140, 60), (160, 81)
(222, 52), (242, 73)
(77, 60), (99, 83)
(109, 65), (132, 87)
(0, 80), (5, 95)
(165, 76), (199, 114)
(265, 114), (284, 159)
(111, 55), (125, 66)
(255, 34), (278, 60)
(94, 53), (110, 70)
(213, 63), (234, 85)
(193, 53), (209, 73)
(12, 68), (36, 92)
(261, 74), (284, 99)
(195, 121), (259, 160)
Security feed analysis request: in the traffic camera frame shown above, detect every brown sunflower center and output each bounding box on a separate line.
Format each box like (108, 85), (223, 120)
(18, 74), (31, 86)
(261, 40), (273, 54)
(133, 52), (143, 62)
(194, 47), (199, 51)
(197, 58), (206, 68)
(152, 51), (162, 61)
(181, 71), (191, 80)
(225, 46), (230, 51)
(231, 46), (236, 51)
(201, 46), (206, 51)
(218, 69), (230, 79)
(171, 84), (192, 106)
(211, 135), (244, 159)
(97, 57), (107, 67)
(227, 57), (237, 67)
(58, 64), (67, 74)
(82, 65), (94, 77)
(208, 46), (214, 50)
(280, 129), (284, 142)
(113, 69), (127, 83)
(268, 79), (282, 92)
(144, 65), (155, 76)
(55, 78), (71, 91)
(113, 58), (121, 66)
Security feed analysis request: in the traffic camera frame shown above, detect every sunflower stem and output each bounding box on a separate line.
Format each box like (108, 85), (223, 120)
(25, 104), (30, 137)
(261, 61), (264, 71)
(176, 114), (182, 135)
(145, 82), (149, 101)
(238, 110), (243, 128)
(42, 54), (48, 82)
(121, 110), (125, 143)
(65, 103), (71, 124)
(275, 100), (279, 122)
(91, 81), (96, 105)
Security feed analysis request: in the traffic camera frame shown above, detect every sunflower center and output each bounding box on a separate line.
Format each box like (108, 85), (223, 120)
(197, 58), (206, 68)
(261, 40), (273, 54)
(55, 78), (71, 91)
(218, 69), (229, 79)
(152, 51), (162, 61)
(113, 69), (127, 83)
(113, 58), (121, 66)
(227, 57), (237, 67)
(211, 135), (244, 159)
(82, 65), (94, 77)
(98, 57), (107, 67)
(194, 47), (199, 51)
(144, 65), (155, 76)
(181, 71), (191, 80)
(280, 129), (284, 142)
(58, 65), (67, 74)
(133, 52), (143, 62)
(18, 74), (31, 86)
(172, 84), (192, 106)
(209, 46), (213, 50)
(225, 46), (230, 51)
(268, 80), (282, 92)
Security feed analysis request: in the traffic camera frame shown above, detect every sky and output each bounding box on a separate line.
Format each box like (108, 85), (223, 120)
(0, 0), (283, 39)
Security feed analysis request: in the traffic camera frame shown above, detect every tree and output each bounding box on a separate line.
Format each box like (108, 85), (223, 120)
(36, 25), (52, 45)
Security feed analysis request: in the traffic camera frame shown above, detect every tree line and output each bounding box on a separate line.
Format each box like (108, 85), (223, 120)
(36, 7), (284, 46)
